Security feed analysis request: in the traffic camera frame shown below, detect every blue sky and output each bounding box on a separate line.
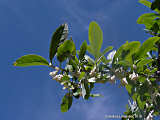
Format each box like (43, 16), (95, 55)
(0, 0), (151, 120)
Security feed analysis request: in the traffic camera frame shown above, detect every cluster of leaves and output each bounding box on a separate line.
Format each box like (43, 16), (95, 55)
(13, 0), (160, 119)
(13, 22), (114, 112)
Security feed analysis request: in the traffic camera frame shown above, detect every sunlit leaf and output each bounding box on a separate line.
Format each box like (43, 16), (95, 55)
(139, 0), (151, 8)
(126, 84), (132, 94)
(88, 21), (103, 60)
(135, 37), (160, 59)
(137, 13), (159, 30)
(61, 93), (73, 112)
(13, 54), (49, 67)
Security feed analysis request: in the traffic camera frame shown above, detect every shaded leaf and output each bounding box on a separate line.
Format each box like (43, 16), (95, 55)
(57, 39), (76, 62)
(61, 93), (73, 112)
(79, 40), (87, 60)
(151, 22), (159, 34)
(13, 54), (49, 67)
(136, 58), (153, 72)
(96, 46), (113, 64)
(137, 95), (145, 110)
(139, 0), (160, 13)
(113, 41), (140, 66)
(49, 23), (68, 63)
(151, 0), (160, 10)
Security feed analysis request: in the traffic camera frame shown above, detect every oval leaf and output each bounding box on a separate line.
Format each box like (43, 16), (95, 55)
(61, 93), (73, 112)
(13, 54), (49, 67)
(88, 21), (103, 59)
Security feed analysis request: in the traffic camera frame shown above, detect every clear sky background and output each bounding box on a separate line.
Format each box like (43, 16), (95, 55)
(0, 0), (151, 120)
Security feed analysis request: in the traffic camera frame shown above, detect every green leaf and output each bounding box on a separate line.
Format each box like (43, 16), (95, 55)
(84, 80), (90, 100)
(151, 0), (160, 10)
(61, 93), (73, 112)
(88, 21), (103, 60)
(49, 23), (68, 63)
(79, 40), (87, 60)
(136, 58), (153, 72)
(13, 54), (49, 67)
(126, 84), (132, 95)
(135, 37), (160, 59)
(78, 72), (85, 81)
(90, 94), (102, 97)
(139, 0), (151, 8)
(137, 13), (159, 30)
(113, 41), (140, 65)
(151, 22), (159, 34)
(137, 95), (145, 110)
(57, 39), (76, 62)
(102, 46), (113, 55)
(96, 46), (113, 64)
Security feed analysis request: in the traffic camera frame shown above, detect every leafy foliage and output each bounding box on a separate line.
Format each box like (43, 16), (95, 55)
(13, 1), (160, 119)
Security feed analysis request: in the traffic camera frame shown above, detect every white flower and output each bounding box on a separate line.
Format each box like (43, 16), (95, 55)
(128, 100), (137, 112)
(49, 71), (58, 77)
(107, 50), (116, 60)
(89, 66), (96, 76)
(109, 75), (116, 83)
(145, 110), (154, 120)
(107, 50), (116, 65)
(62, 87), (66, 90)
(122, 77), (128, 85)
(55, 67), (60, 71)
(81, 83), (86, 99)
(88, 77), (96, 83)
(133, 64), (137, 69)
(147, 52), (152, 58)
(129, 71), (138, 80)
(53, 74), (63, 81)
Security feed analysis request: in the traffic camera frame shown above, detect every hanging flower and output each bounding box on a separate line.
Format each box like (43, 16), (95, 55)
(129, 71), (138, 80)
